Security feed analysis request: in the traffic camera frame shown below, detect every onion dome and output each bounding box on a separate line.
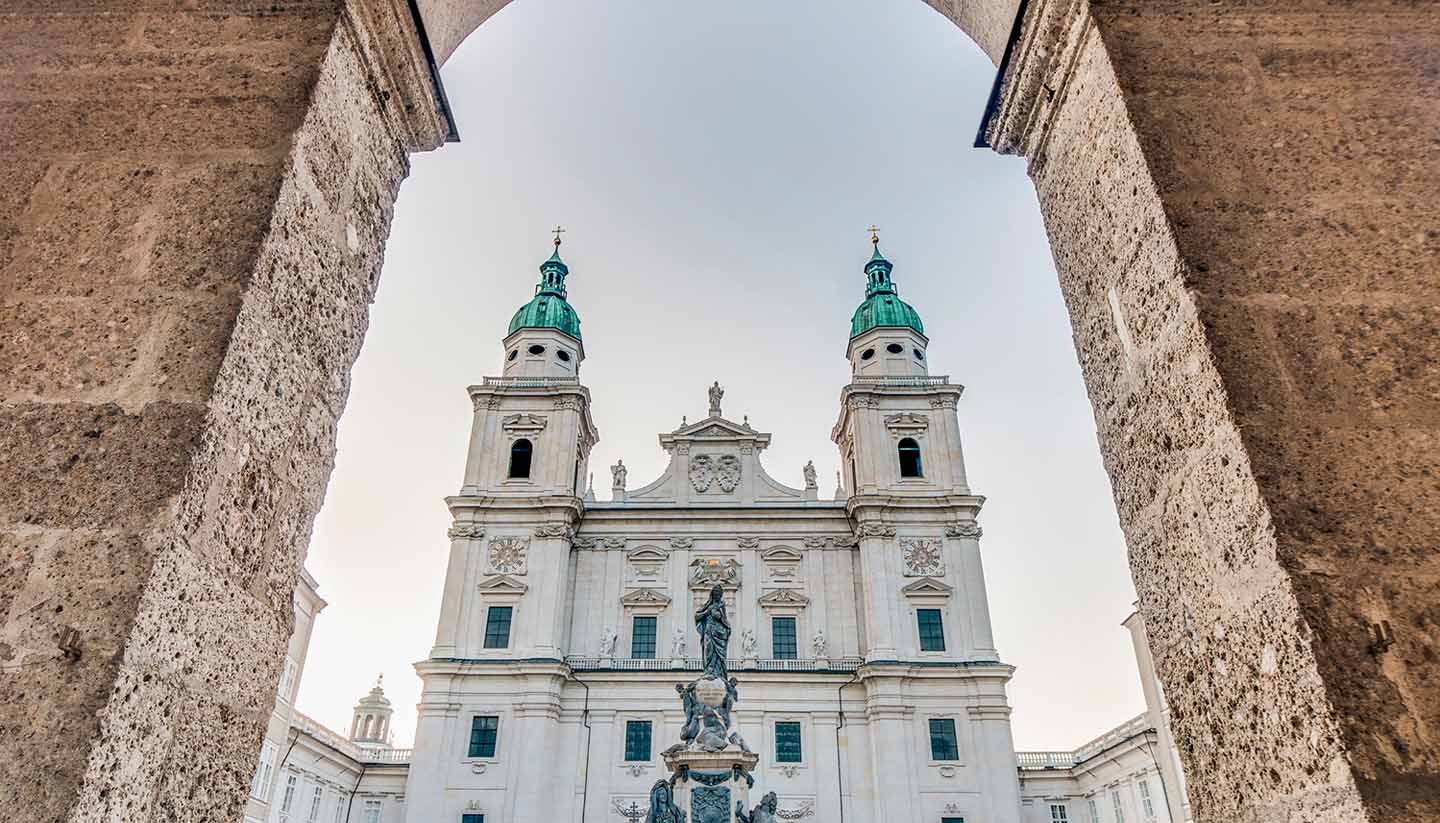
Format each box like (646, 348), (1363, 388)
(508, 236), (582, 341)
(849, 234), (924, 339)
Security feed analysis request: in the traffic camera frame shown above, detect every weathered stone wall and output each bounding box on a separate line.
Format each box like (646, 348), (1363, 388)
(987, 1), (1438, 820)
(0, 3), (439, 821)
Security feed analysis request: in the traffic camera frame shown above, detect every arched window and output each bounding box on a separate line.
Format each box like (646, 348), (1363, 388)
(898, 438), (923, 478)
(508, 439), (533, 479)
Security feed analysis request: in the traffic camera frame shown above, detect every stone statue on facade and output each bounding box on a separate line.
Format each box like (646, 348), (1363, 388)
(739, 628), (757, 658)
(735, 792), (778, 823)
(694, 584), (731, 680)
(671, 625), (688, 658)
(611, 459), (627, 490)
(802, 460), (817, 490)
(598, 625), (617, 657)
(708, 381), (724, 417)
(811, 627), (827, 659)
(646, 779), (687, 823)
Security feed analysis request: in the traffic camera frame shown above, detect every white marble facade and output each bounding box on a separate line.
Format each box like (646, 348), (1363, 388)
(401, 243), (1026, 823)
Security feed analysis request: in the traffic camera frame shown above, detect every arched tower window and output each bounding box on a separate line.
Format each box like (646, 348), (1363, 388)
(508, 439), (533, 479)
(898, 438), (923, 478)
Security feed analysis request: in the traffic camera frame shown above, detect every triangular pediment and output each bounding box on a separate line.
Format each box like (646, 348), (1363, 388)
(671, 416), (759, 440)
(757, 588), (810, 608)
(477, 574), (528, 594)
(621, 588), (673, 607)
(901, 578), (954, 598)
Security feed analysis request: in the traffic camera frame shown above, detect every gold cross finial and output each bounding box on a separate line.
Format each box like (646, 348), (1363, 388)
(552, 225), (566, 248)
(867, 225), (880, 247)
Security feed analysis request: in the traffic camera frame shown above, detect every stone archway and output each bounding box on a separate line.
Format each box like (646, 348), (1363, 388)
(1, 2), (1435, 822)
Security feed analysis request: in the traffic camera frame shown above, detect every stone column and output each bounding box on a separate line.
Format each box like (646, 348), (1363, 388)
(809, 713), (843, 823)
(0, 3), (448, 822)
(983, 2), (1440, 820)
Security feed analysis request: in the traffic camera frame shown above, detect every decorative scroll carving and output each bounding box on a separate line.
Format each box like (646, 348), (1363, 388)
(487, 536), (529, 575)
(553, 396), (583, 410)
(736, 537), (760, 550)
(856, 522), (897, 538)
(777, 801), (815, 820)
(533, 524), (574, 540)
(448, 523), (484, 540)
(572, 536), (598, 549)
(670, 537), (695, 550)
(945, 521), (983, 539)
(929, 397), (957, 409)
(603, 536), (628, 550)
(802, 536), (828, 550)
(901, 537), (945, 577)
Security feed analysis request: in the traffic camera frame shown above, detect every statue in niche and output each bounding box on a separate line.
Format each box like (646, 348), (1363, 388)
(598, 626), (617, 657)
(694, 584), (731, 680)
(671, 625), (688, 658)
(811, 627), (828, 659)
(736, 792), (779, 823)
(708, 381), (724, 417)
(803, 460), (817, 490)
(611, 459), (627, 490)
(646, 779), (687, 823)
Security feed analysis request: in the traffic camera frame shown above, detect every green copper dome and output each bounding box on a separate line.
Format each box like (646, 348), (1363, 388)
(508, 245), (582, 341)
(849, 242), (924, 339)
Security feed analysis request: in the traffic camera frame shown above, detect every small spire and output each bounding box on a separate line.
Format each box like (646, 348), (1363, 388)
(552, 224), (566, 249)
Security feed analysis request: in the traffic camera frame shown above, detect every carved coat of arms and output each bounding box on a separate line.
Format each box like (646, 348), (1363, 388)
(689, 454), (742, 493)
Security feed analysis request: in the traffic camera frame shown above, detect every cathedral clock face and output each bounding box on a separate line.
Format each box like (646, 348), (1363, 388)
(901, 537), (945, 577)
(487, 537), (529, 575)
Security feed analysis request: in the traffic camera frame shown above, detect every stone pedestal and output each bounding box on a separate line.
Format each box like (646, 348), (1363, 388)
(663, 750), (760, 823)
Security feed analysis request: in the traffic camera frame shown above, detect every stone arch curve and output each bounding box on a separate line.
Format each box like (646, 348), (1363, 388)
(3, 2), (1434, 822)
(416, 0), (1020, 68)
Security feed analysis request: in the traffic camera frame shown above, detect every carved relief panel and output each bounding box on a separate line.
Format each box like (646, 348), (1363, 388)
(626, 547), (669, 585)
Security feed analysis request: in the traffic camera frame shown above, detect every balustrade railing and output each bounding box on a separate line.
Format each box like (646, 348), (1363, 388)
(564, 656), (863, 672)
(1016, 712), (1152, 770)
(480, 376), (580, 388)
(851, 375), (950, 387)
(364, 747), (413, 764)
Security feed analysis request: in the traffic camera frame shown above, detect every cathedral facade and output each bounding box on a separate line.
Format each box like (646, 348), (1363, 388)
(402, 236), (1025, 822)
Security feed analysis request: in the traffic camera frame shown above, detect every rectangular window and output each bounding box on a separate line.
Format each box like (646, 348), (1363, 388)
(277, 656), (298, 702)
(632, 616), (657, 659)
(279, 774), (298, 814)
(361, 799), (382, 823)
(772, 616), (798, 660)
(251, 740), (277, 800)
(1138, 778), (1155, 817)
(917, 608), (946, 652)
(333, 791), (346, 823)
(462, 816), (484, 823)
(307, 785), (324, 823)
(928, 717), (959, 761)
(1111, 791), (1125, 823)
(1087, 797), (1101, 823)
(624, 720), (653, 762)
(774, 721), (802, 763)
(468, 715), (499, 758)
(483, 606), (512, 649)
(1050, 804), (1070, 822)
(942, 818), (966, 823)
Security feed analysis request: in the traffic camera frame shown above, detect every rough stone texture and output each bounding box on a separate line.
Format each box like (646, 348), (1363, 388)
(986, 1), (1438, 821)
(0, 2), (438, 821)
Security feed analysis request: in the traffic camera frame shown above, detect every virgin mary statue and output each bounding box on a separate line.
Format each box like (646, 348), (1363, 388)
(694, 584), (731, 680)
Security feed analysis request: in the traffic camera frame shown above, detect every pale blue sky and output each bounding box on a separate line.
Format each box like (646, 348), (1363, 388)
(300, 0), (1142, 751)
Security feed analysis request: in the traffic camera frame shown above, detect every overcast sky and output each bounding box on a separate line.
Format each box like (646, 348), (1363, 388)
(298, 0), (1143, 752)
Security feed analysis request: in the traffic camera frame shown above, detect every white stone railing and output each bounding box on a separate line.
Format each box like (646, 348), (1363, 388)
(293, 710), (361, 759)
(852, 375), (950, 387)
(564, 656), (863, 673)
(1072, 712), (1151, 762)
(480, 376), (581, 388)
(364, 747), (413, 764)
(1015, 751), (1077, 770)
(1017, 712), (1152, 770)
